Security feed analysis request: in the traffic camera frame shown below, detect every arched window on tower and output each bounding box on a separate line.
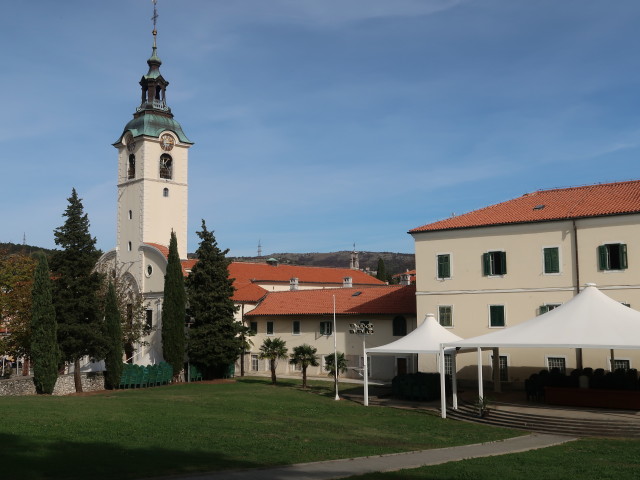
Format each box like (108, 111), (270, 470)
(159, 154), (173, 179)
(128, 154), (136, 179)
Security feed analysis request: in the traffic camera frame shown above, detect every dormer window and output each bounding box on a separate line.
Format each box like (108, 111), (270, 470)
(128, 154), (136, 179)
(159, 154), (172, 179)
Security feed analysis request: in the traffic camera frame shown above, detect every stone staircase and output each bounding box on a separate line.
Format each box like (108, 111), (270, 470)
(447, 401), (640, 438)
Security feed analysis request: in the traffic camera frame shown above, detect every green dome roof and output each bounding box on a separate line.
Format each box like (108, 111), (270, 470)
(117, 113), (192, 144)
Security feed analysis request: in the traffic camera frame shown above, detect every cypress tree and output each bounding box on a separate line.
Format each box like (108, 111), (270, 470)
(103, 281), (123, 390)
(161, 231), (186, 378)
(186, 220), (242, 378)
(376, 257), (388, 282)
(51, 188), (107, 392)
(31, 252), (59, 394)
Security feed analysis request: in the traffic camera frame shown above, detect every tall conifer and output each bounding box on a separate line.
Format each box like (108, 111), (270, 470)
(162, 231), (186, 378)
(30, 253), (59, 394)
(103, 281), (123, 389)
(51, 189), (107, 392)
(186, 220), (242, 378)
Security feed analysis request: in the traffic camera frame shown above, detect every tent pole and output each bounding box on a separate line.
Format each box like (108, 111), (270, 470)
(492, 347), (501, 393)
(440, 345), (447, 419)
(610, 349), (615, 371)
(477, 347), (484, 401)
(452, 351), (458, 410)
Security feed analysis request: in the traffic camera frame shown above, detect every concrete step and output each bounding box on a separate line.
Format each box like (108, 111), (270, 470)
(449, 402), (640, 438)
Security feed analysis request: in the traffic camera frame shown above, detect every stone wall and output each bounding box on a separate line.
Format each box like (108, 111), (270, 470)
(0, 372), (105, 396)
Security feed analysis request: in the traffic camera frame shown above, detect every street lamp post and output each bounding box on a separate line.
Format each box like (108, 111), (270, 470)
(349, 321), (374, 406)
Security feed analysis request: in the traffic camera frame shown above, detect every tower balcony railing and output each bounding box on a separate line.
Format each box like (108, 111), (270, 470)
(136, 99), (170, 112)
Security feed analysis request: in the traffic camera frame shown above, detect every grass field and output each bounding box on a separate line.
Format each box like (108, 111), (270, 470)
(345, 437), (640, 480)
(0, 377), (518, 480)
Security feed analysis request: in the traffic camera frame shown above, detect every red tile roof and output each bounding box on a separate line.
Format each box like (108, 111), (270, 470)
(144, 242), (170, 256)
(228, 262), (384, 287)
(246, 285), (416, 317)
(410, 180), (640, 233)
(233, 282), (268, 303)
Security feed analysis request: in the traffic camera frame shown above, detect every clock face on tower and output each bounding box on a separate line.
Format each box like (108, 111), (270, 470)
(160, 134), (175, 151)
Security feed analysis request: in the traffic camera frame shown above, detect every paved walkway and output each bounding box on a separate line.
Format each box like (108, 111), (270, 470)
(156, 433), (574, 480)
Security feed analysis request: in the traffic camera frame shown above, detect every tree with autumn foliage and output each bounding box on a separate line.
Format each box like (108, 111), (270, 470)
(0, 250), (37, 369)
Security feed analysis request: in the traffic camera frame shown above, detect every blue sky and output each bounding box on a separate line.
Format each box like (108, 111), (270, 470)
(2, 0), (640, 257)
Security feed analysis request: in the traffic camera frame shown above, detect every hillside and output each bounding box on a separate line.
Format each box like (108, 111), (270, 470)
(229, 251), (415, 278)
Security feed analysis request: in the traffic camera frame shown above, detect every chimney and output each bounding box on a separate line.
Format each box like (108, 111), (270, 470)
(290, 277), (299, 291)
(400, 273), (411, 286)
(343, 276), (353, 288)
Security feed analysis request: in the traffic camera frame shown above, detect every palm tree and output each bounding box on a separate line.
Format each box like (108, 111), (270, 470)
(289, 344), (319, 388)
(259, 337), (288, 385)
(324, 351), (348, 392)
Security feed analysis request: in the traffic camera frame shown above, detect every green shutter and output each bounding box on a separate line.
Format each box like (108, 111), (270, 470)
(499, 251), (507, 275)
(598, 245), (608, 270)
(482, 253), (491, 276)
(438, 254), (450, 278)
(544, 247), (559, 274)
(320, 322), (326, 335)
(490, 305), (505, 327)
(539, 305), (549, 315)
(620, 243), (628, 269)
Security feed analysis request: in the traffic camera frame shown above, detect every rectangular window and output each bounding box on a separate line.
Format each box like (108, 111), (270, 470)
(539, 304), (561, 315)
(437, 254), (451, 279)
(145, 309), (153, 329)
(491, 355), (509, 382)
(251, 354), (259, 371)
(266, 321), (274, 335)
(444, 354), (453, 376)
(392, 316), (407, 336)
(291, 361), (302, 372)
(319, 321), (332, 336)
(489, 305), (505, 327)
(292, 320), (301, 335)
(543, 247), (560, 274)
(547, 357), (566, 374)
(483, 251), (507, 276)
(598, 243), (628, 271)
(438, 306), (453, 327)
(613, 359), (630, 371)
(249, 322), (258, 334)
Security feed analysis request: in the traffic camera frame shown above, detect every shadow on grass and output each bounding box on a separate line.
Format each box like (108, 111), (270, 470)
(0, 433), (262, 480)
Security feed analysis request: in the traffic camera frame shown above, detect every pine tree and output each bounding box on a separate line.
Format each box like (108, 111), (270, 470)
(186, 220), (242, 378)
(51, 189), (107, 392)
(162, 231), (186, 378)
(376, 257), (388, 282)
(30, 253), (59, 394)
(103, 281), (123, 390)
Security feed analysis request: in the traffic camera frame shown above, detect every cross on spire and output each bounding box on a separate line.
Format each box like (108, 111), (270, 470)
(151, 0), (159, 46)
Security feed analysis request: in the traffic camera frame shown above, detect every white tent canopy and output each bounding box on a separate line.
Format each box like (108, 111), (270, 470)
(366, 313), (463, 355)
(439, 284), (640, 419)
(444, 284), (640, 351)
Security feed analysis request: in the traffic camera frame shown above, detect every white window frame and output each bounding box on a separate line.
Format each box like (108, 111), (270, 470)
(483, 250), (507, 277)
(395, 356), (410, 376)
(612, 358), (631, 372)
(319, 321), (332, 336)
(438, 305), (453, 328)
(545, 355), (567, 374)
(251, 354), (259, 372)
(490, 354), (509, 382)
(435, 252), (452, 280)
(541, 245), (561, 275)
(443, 354), (453, 376)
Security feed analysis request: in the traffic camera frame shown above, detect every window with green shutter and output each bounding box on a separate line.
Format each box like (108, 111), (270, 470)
(320, 321), (332, 336)
(483, 251), (507, 276)
(266, 321), (274, 335)
(598, 243), (628, 270)
(437, 254), (451, 279)
(539, 304), (560, 315)
(292, 320), (301, 335)
(489, 305), (505, 327)
(543, 247), (560, 274)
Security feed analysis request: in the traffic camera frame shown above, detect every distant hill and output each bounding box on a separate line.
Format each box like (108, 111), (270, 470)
(0, 242), (54, 257)
(229, 251), (415, 278)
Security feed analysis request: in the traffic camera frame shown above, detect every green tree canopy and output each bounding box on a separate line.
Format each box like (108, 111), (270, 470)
(289, 343), (319, 388)
(324, 351), (348, 392)
(186, 220), (241, 378)
(51, 188), (106, 392)
(103, 281), (123, 390)
(162, 231), (186, 378)
(259, 337), (288, 385)
(30, 253), (59, 394)
(375, 257), (387, 282)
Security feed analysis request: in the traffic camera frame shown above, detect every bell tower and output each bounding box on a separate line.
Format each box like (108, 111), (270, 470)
(113, 0), (193, 280)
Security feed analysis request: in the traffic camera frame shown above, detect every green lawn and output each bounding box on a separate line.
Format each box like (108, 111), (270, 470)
(345, 438), (640, 480)
(0, 377), (518, 479)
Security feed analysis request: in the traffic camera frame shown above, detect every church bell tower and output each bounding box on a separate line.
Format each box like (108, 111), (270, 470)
(113, 4), (193, 278)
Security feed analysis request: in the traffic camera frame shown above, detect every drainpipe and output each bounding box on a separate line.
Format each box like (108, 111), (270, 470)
(573, 220), (583, 369)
